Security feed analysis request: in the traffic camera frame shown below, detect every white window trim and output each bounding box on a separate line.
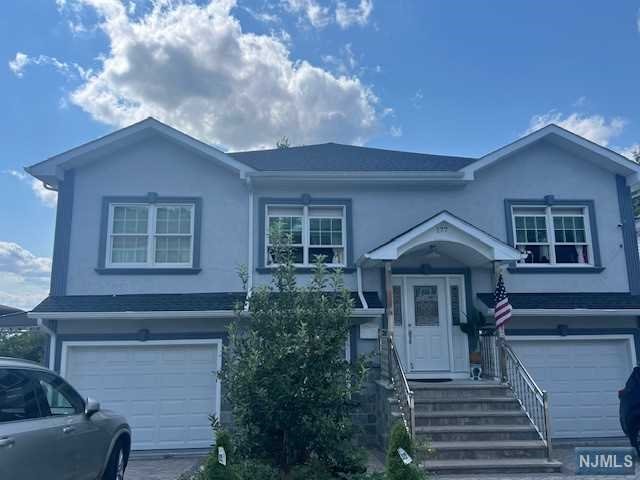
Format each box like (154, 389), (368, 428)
(107, 202), (195, 269)
(512, 205), (594, 267)
(265, 204), (347, 267)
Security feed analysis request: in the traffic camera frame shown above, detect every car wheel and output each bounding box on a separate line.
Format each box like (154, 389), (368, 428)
(103, 442), (127, 480)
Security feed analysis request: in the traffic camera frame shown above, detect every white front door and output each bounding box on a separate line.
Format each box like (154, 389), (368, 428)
(406, 278), (450, 372)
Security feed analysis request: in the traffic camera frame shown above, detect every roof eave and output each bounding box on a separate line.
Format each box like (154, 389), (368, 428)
(483, 307), (640, 317)
(246, 170), (469, 184)
(461, 124), (640, 182)
(28, 308), (384, 320)
(27, 118), (255, 184)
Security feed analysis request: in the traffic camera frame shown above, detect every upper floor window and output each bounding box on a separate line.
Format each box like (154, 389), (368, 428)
(266, 204), (346, 266)
(512, 205), (593, 265)
(107, 203), (194, 268)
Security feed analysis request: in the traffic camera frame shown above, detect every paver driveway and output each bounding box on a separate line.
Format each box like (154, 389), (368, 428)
(125, 455), (204, 480)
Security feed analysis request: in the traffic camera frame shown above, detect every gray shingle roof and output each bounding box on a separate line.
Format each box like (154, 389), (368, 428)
(228, 143), (476, 172)
(32, 291), (383, 313)
(0, 305), (23, 316)
(477, 292), (640, 310)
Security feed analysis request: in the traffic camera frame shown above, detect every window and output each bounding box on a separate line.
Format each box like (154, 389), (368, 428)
(512, 205), (592, 265)
(108, 203), (194, 268)
(32, 372), (84, 417)
(266, 204), (346, 266)
(0, 369), (41, 423)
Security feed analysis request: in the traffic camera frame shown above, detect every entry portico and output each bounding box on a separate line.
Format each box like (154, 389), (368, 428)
(359, 210), (525, 379)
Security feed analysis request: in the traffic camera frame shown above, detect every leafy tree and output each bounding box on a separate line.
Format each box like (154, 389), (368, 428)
(219, 229), (367, 475)
(276, 136), (291, 149)
(385, 422), (424, 480)
(0, 329), (45, 363)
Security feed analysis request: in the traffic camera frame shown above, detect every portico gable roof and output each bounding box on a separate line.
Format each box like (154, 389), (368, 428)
(360, 210), (525, 264)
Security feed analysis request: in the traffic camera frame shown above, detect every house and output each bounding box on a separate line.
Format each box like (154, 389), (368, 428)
(0, 305), (34, 329)
(25, 118), (640, 466)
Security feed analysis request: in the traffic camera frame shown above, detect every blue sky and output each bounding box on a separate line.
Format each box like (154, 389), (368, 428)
(0, 0), (639, 309)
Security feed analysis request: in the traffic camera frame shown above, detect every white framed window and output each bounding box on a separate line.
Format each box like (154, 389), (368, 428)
(266, 204), (346, 267)
(512, 205), (593, 266)
(107, 203), (195, 268)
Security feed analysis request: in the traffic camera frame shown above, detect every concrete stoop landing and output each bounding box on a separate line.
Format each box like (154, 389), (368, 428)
(412, 380), (563, 475)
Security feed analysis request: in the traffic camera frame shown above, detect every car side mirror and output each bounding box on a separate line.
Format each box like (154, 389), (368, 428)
(84, 398), (100, 417)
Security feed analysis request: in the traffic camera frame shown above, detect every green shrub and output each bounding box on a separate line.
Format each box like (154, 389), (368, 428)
(203, 430), (236, 480)
(385, 423), (424, 480)
(288, 461), (335, 480)
(219, 230), (367, 474)
(230, 460), (279, 480)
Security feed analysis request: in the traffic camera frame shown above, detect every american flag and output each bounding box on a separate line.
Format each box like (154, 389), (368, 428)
(494, 273), (512, 329)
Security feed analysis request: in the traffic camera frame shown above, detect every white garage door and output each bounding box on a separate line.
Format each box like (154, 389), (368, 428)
(510, 336), (635, 439)
(62, 340), (220, 450)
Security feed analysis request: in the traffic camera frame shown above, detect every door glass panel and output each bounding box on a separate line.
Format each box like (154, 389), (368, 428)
(414, 285), (439, 326)
(392, 285), (403, 326)
(450, 285), (460, 325)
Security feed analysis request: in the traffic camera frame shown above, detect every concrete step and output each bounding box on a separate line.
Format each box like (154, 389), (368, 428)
(416, 410), (530, 427)
(410, 382), (512, 400)
(416, 425), (540, 442)
(421, 458), (563, 475)
(414, 396), (520, 412)
(427, 440), (547, 461)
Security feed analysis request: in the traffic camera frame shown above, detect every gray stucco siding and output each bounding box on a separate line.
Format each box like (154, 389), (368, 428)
(505, 315), (640, 361)
(65, 137), (250, 295)
(253, 141), (629, 295)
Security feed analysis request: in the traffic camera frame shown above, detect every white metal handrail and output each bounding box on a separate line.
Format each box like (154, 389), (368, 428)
(379, 329), (415, 438)
(480, 332), (553, 461)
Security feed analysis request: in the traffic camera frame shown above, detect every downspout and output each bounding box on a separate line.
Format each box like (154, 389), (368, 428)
(356, 265), (368, 309)
(37, 318), (56, 370)
(245, 178), (254, 310)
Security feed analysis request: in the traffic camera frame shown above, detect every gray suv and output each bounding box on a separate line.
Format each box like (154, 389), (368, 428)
(0, 357), (131, 479)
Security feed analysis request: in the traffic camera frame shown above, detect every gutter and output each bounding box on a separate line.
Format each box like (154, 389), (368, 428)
(245, 179), (254, 309)
(356, 266), (368, 309)
(484, 308), (640, 317)
(27, 308), (385, 321)
(36, 318), (57, 368)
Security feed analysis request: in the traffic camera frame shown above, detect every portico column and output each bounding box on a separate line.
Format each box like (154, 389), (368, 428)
(384, 261), (394, 334)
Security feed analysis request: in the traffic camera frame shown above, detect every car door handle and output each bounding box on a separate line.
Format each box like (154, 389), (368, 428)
(62, 426), (75, 434)
(0, 437), (15, 448)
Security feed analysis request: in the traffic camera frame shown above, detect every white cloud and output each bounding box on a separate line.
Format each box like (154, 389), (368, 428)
(572, 96), (587, 107)
(0, 242), (51, 310)
(411, 89), (424, 109)
(5, 170), (58, 208)
(619, 144), (640, 161)
(336, 0), (372, 28)
(27, 0), (378, 150)
(526, 111), (626, 146)
(321, 43), (358, 74)
(283, 0), (331, 28)
(389, 125), (402, 137)
(8, 52), (89, 80)
(283, 0), (372, 29)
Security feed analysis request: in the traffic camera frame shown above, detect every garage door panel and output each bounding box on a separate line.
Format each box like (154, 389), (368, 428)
(511, 337), (634, 438)
(64, 342), (219, 450)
